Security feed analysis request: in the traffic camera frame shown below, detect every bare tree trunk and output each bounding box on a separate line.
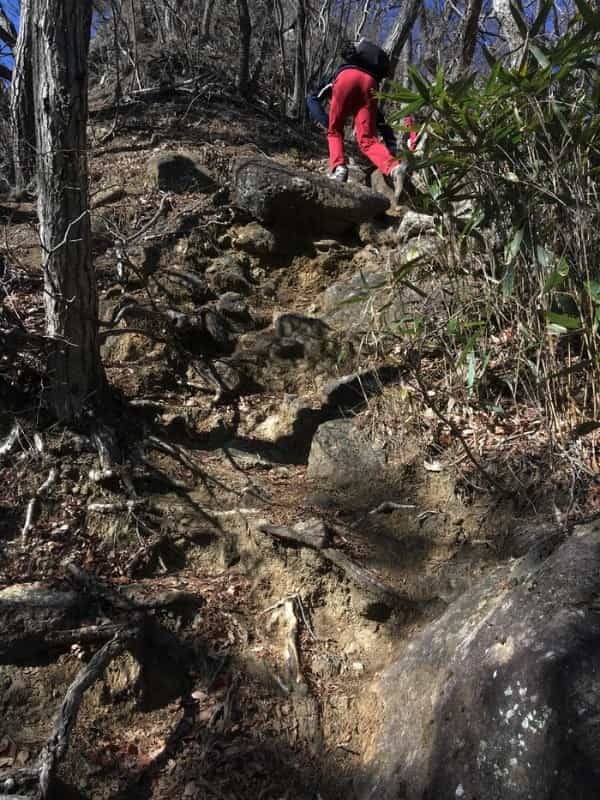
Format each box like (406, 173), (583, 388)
(383, 0), (421, 77)
(164, 0), (176, 34)
(236, 0), (251, 95)
(10, 0), (36, 194)
(273, 0), (290, 108)
(200, 0), (215, 39)
(457, 0), (484, 74)
(355, 0), (370, 38)
(395, 34), (411, 86)
(250, 19), (273, 91)
(121, 0), (143, 87)
(32, 0), (104, 420)
(492, 0), (525, 67)
(290, 0), (307, 117)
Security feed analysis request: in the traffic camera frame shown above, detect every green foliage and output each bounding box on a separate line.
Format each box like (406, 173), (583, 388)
(382, 1), (600, 418)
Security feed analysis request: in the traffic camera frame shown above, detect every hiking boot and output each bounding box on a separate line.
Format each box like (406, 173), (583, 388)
(390, 162), (408, 201)
(330, 165), (348, 183)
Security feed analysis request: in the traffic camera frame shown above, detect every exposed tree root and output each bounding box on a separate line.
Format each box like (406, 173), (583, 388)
(257, 518), (330, 550)
(257, 518), (401, 605)
(0, 623), (124, 663)
(0, 627), (139, 800)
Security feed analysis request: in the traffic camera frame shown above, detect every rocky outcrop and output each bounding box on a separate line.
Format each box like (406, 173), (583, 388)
(356, 524), (600, 800)
(317, 238), (442, 333)
(232, 156), (390, 235)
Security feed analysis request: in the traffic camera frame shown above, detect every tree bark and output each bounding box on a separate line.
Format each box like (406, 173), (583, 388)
(290, 0), (307, 117)
(236, 0), (251, 95)
(457, 0), (484, 74)
(200, 0), (215, 39)
(32, 0), (105, 419)
(383, 0), (422, 78)
(492, 0), (525, 67)
(10, 0), (36, 193)
(354, 0), (370, 38)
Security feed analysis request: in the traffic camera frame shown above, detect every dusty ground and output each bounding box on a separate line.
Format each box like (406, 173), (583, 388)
(0, 87), (590, 799)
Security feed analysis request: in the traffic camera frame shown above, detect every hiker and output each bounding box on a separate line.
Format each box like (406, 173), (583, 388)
(306, 39), (407, 199)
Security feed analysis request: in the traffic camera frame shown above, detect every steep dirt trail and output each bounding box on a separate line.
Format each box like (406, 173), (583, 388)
(0, 97), (518, 800)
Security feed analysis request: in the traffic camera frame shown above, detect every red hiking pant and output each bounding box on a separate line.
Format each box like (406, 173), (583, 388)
(327, 68), (398, 176)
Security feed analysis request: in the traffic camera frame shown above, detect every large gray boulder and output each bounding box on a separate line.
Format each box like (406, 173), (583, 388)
(307, 419), (384, 489)
(232, 156), (390, 235)
(356, 525), (600, 800)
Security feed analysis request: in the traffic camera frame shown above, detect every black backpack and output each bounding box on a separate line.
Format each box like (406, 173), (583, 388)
(346, 38), (390, 79)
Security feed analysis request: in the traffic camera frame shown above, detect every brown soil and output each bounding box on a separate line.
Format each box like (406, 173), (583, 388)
(0, 88), (552, 800)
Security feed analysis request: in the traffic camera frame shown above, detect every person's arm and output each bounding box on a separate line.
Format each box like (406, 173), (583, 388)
(306, 79), (332, 129)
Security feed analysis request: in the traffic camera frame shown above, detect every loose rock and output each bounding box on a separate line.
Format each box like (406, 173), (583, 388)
(307, 419), (384, 489)
(233, 156), (390, 235)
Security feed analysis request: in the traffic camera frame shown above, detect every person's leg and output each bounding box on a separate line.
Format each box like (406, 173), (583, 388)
(354, 99), (399, 176)
(352, 76), (407, 198)
(327, 91), (346, 171)
(327, 70), (358, 173)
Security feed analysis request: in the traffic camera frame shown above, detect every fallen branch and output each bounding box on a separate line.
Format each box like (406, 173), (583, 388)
(21, 468), (57, 542)
(66, 565), (199, 611)
(257, 519), (400, 603)
(21, 498), (37, 542)
(87, 500), (147, 513)
(0, 422), (21, 457)
(370, 501), (416, 514)
(38, 627), (138, 798)
(257, 518), (330, 550)
(321, 548), (399, 604)
(0, 584), (80, 610)
(65, 564), (138, 613)
(0, 627), (138, 799)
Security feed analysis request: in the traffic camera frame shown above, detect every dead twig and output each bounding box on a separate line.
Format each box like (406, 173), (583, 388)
(21, 468), (57, 543)
(126, 532), (169, 577)
(411, 362), (509, 495)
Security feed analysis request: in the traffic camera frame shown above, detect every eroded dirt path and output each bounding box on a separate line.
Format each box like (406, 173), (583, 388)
(0, 96), (518, 799)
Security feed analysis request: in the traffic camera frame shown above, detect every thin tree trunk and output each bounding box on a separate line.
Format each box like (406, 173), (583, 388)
(273, 0), (290, 108)
(457, 0), (484, 74)
(492, 0), (525, 67)
(200, 0), (215, 39)
(32, 0), (104, 420)
(355, 0), (370, 38)
(236, 0), (251, 95)
(290, 0), (307, 117)
(250, 20), (273, 91)
(383, 0), (421, 77)
(10, 0), (36, 193)
(395, 35), (411, 86)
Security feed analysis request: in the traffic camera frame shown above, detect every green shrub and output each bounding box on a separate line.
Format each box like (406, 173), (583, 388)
(385, 1), (600, 424)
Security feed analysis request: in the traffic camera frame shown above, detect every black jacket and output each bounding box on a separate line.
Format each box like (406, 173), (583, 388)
(306, 64), (396, 153)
